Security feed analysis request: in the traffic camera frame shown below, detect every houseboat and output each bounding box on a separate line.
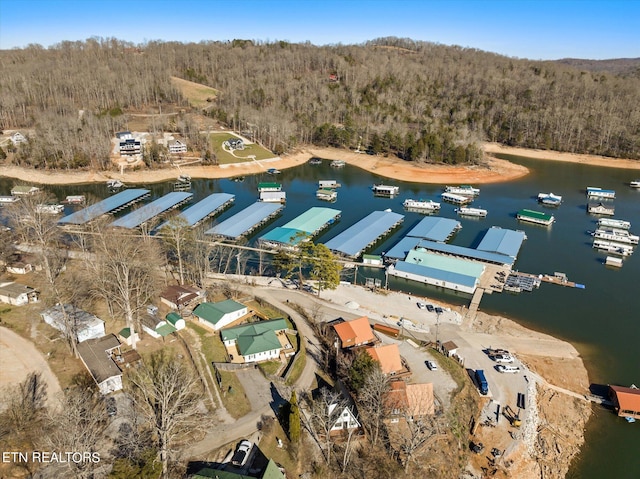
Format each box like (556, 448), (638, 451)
(592, 239), (634, 256)
(586, 186), (616, 199)
(174, 174), (192, 191)
(316, 188), (338, 202)
(598, 218), (631, 230)
(441, 192), (472, 205)
(588, 203), (615, 216)
(308, 158), (322, 165)
(0, 196), (19, 205)
(330, 160), (346, 168)
(537, 192), (563, 206)
(591, 229), (639, 245)
(445, 185), (480, 196)
(372, 184), (400, 197)
(10, 185), (40, 196)
(630, 180), (640, 188)
(318, 180), (341, 189)
(62, 195), (86, 205)
(402, 199), (441, 212)
(107, 180), (124, 190)
(516, 209), (555, 226)
(266, 168), (281, 175)
(456, 207), (488, 217)
(257, 182), (282, 192)
(259, 191), (286, 203)
(605, 256), (623, 267)
(36, 204), (65, 214)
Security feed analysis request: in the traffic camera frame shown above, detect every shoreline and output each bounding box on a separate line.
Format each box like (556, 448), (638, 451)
(1, 142), (638, 188)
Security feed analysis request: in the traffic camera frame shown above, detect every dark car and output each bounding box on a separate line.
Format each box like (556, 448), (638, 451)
(434, 306), (444, 314)
(426, 304), (435, 312)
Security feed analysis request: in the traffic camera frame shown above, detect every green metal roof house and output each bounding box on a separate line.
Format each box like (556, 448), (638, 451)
(192, 300), (248, 331)
(221, 318), (288, 364)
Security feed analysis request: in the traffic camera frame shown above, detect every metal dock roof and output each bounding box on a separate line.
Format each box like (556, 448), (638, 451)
(205, 202), (282, 239)
(406, 217), (461, 242)
(392, 261), (479, 289)
(58, 189), (150, 225)
(110, 192), (192, 229)
(324, 210), (404, 258)
(406, 248), (485, 277)
(476, 227), (527, 258)
(156, 193), (235, 230)
(384, 236), (422, 260)
(410, 240), (516, 266)
(259, 227), (306, 245)
(282, 207), (341, 234)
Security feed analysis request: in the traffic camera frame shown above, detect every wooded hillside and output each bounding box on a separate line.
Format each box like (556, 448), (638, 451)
(1, 37), (639, 170)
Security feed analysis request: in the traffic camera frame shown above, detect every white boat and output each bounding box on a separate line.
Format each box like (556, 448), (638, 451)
(537, 192), (562, 205)
(598, 218), (631, 230)
(62, 195), (86, 205)
(403, 199), (441, 211)
(330, 160), (346, 168)
(588, 203), (615, 216)
(267, 168), (281, 175)
(586, 186), (615, 199)
(592, 239), (634, 256)
(107, 179), (124, 189)
(36, 204), (64, 214)
(0, 196), (19, 204)
(605, 256), (623, 267)
(591, 228), (639, 245)
(372, 184), (399, 197)
(318, 180), (341, 189)
(316, 188), (337, 201)
(445, 185), (480, 196)
(629, 180), (640, 188)
(441, 192), (472, 205)
(456, 207), (487, 217)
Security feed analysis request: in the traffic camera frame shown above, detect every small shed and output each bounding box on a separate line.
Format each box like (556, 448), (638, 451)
(362, 254), (382, 266)
(0, 282), (39, 306)
(441, 340), (459, 357)
(118, 327), (139, 347)
(165, 312), (186, 330)
(141, 314), (176, 339)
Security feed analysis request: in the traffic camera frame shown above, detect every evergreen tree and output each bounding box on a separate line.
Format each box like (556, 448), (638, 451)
(288, 390), (301, 443)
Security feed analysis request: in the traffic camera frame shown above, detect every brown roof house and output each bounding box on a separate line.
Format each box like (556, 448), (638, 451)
(385, 381), (435, 424)
(77, 334), (123, 395)
(609, 385), (640, 420)
(332, 316), (377, 349)
(160, 285), (204, 310)
(365, 344), (409, 377)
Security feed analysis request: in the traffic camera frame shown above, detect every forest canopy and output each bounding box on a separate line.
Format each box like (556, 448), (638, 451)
(1, 37), (639, 170)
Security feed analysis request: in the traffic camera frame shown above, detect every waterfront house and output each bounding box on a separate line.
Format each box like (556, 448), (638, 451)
(224, 138), (245, 150)
(0, 282), (39, 306)
(160, 284), (203, 310)
(10, 185), (40, 196)
(192, 299), (249, 331)
(385, 380), (435, 423)
(77, 334), (123, 395)
(332, 316), (378, 349)
(41, 304), (105, 343)
(119, 138), (142, 156)
(220, 317), (289, 364)
(327, 402), (363, 438)
(168, 139), (187, 154)
(609, 385), (640, 420)
(365, 344), (408, 376)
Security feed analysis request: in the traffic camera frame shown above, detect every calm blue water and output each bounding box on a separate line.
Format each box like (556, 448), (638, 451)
(1, 155), (639, 477)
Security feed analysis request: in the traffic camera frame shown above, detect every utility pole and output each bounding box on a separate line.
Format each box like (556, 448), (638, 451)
(436, 312), (441, 349)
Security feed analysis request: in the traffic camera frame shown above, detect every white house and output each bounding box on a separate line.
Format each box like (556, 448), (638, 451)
(0, 282), (39, 306)
(329, 403), (362, 436)
(77, 334), (123, 395)
(168, 139), (187, 154)
(220, 318), (288, 364)
(192, 300), (248, 331)
(41, 304), (105, 343)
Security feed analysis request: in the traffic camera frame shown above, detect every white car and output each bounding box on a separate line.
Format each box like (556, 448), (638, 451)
(497, 365), (520, 374)
(426, 360), (438, 370)
(231, 440), (252, 467)
(417, 302), (427, 309)
(493, 354), (515, 363)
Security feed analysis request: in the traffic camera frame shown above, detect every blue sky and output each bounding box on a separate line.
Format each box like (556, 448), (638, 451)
(0, 0), (638, 60)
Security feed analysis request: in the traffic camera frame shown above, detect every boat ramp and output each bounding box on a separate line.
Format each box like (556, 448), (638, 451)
(110, 192), (193, 229)
(324, 210), (404, 258)
(58, 189), (151, 225)
(156, 193), (235, 230)
(205, 202), (283, 240)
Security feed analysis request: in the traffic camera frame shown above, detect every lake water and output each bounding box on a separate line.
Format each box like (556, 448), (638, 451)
(1, 155), (639, 477)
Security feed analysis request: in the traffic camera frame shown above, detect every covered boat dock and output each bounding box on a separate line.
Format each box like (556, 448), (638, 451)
(58, 189), (151, 225)
(384, 217), (462, 261)
(399, 239), (516, 267)
(324, 210), (404, 258)
(476, 226), (527, 259)
(259, 207), (341, 247)
(110, 192), (192, 229)
(205, 202), (283, 240)
(156, 193), (235, 230)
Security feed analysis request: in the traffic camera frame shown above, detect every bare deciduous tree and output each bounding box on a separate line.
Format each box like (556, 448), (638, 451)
(357, 366), (390, 446)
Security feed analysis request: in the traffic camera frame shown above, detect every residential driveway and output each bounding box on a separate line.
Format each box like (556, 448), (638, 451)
(235, 368), (280, 413)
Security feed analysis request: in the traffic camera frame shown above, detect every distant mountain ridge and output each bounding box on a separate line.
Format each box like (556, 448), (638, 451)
(554, 58), (640, 76)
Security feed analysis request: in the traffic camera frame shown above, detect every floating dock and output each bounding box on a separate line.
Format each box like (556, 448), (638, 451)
(156, 193), (235, 230)
(257, 182), (282, 192)
(110, 192), (193, 229)
(516, 209), (555, 226)
(205, 202), (283, 240)
(259, 207), (341, 247)
(324, 210), (404, 258)
(406, 217), (462, 242)
(441, 192), (472, 205)
(476, 227), (527, 259)
(58, 189), (151, 225)
(586, 186), (615, 199)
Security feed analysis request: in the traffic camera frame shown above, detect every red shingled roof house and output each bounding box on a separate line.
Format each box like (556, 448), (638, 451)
(609, 385), (640, 420)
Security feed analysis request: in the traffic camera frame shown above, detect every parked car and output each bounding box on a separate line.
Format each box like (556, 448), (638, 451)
(434, 306), (444, 314)
(497, 365), (520, 373)
(417, 302), (427, 309)
(426, 304), (435, 312)
(425, 360), (438, 371)
(493, 354), (515, 363)
(231, 440), (252, 467)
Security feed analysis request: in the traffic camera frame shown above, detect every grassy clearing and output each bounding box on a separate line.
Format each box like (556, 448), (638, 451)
(258, 417), (298, 475)
(208, 132), (275, 164)
(186, 322), (251, 419)
(171, 76), (218, 108)
(285, 340), (306, 386)
(258, 360), (282, 376)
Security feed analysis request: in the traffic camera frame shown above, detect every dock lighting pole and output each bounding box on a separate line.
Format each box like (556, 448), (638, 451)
(436, 312), (441, 348)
